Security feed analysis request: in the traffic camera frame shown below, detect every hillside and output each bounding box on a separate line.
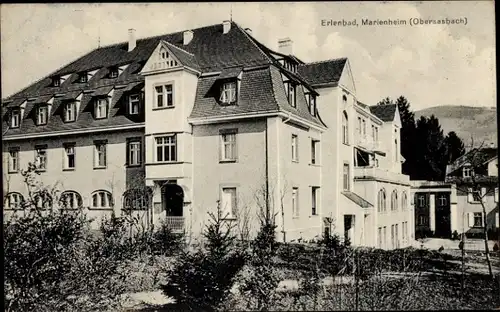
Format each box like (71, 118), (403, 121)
(414, 105), (497, 147)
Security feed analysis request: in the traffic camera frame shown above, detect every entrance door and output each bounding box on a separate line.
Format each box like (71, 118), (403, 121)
(161, 183), (184, 217)
(435, 193), (451, 238)
(344, 215), (354, 244)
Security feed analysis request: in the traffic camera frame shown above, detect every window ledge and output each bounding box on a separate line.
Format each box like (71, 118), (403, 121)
(219, 159), (237, 164)
(310, 214), (319, 218)
(221, 217), (237, 221)
(292, 216), (300, 219)
(152, 105), (175, 111)
(93, 166), (107, 170)
(94, 117), (108, 120)
(35, 169), (47, 173)
(309, 163), (321, 167)
(292, 160), (299, 163)
(88, 207), (113, 211)
(126, 164), (142, 168)
(145, 161), (187, 166)
(63, 168), (75, 172)
(8, 171), (19, 174)
(343, 143), (350, 146)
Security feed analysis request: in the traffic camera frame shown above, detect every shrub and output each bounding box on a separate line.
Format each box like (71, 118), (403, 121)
(161, 204), (246, 311)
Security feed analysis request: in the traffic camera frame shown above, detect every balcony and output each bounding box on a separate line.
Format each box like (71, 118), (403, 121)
(354, 166), (410, 184)
(165, 216), (185, 233)
(355, 136), (384, 154)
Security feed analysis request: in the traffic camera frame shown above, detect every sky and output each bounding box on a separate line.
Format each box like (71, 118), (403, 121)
(1, 2), (496, 111)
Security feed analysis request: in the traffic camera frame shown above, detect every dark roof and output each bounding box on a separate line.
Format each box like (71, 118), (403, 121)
(446, 147), (498, 176)
(3, 21), (330, 137)
(369, 104), (397, 122)
(297, 58), (347, 86)
(342, 191), (373, 208)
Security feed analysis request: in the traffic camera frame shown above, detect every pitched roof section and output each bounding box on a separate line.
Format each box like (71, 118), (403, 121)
(369, 104), (397, 122)
(297, 58), (347, 86)
(342, 191), (373, 208)
(163, 41), (200, 72)
(446, 147), (498, 176)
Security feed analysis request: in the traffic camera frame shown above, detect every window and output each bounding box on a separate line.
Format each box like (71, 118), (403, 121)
(374, 127), (379, 142)
(221, 187), (237, 219)
(378, 227), (382, 248)
(127, 139), (142, 166)
(155, 84), (174, 108)
(418, 214), (428, 226)
(155, 135), (177, 162)
(311, 139), (319, 165)
(78, 72), (88, 83)
(64, 102), (76, 122)
(220, 81), (237, 104)
(35, 145), (47, 170)
(109, 67), (119, 78)
(5, 192), (23, 209)
(342, 111), (349, 144)
(91, 190), (113, 209)
(468, 188), (482, 203)
(495, 187), (499, 203)
(59, 191), (83, 209)
(391, 224), (395, 249)
(343, 163), (350, 190)
(473, 212), (483, 227)
(64, 143), (76, 169)
(362, 119), (366, 137)
(311, 187), (319, 216)
(8, 147), (19, 173)
(383, 226), (387, 249)
(395, 224), (399, 248)
(463, 166), (473, 178)
(123, 188), (151, 210)
(308, 94), (316, 116)
(10, 109), (20, 128)
(34, 192), (52, 209)
(95, 98), (108, 119)
(37, 105), (48, 125)
(401, 192), (408, 210)
(391, 190), (398, 211)
(52, 77), (60, 87)
(220, 130), (237, 161)
(394, 139), (398, 162)
(94, 141), (107, 168)
(284, 81), (296, 108)
(342, 95), (347, 105)
(357, 117), (362, 135)
(438, 194), (447, 206)
(371, 125), (375, 140)
(378, 189), (387, 212)
(128, 94), (140, 115)
(160, 48), (168, 59)
(291, 134), (299, 162)
(292, 187), (299, 217)
(418, 195), (426, 207)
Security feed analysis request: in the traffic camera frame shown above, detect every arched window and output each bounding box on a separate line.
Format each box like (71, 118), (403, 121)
(391, 190), (398, 211)
(90, 190), (113, 209)
(378, 189), (386, 212)
(59, 191), (83, 209)
(123, 188), (152, 211)
(33, 191), (53, 209)
(401, 192), (408, 211)
(5, 192), (24, 209)
(159, 47), (168, 59)
(342, 111), (349, 145)
(342, 95), (347, 105)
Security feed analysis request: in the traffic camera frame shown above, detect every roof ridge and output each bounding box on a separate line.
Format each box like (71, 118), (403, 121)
(300, 57), (348, 66)
(234, 22), (274, 65)
(162, 40), (195, 56)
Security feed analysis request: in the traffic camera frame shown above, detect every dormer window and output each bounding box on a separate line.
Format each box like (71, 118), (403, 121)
(109, 67), (119, 78)
(64, 102), (77, 122)
(128, 94), (140, 115)
(307, 93), (317, 116)
(52, 77), (61, 87)
(95, 98), (108, 119)
(10, 109), (20, 128)
(220, 81), (237, 104)
(463, 166), (474, 178)
(284, 81), (296, 108)
(78, 72), (88, 83)
(37, 105), (48, 125)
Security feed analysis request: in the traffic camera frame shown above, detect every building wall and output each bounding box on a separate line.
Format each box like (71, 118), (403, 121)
(455, 187), (499, 235)
(487, 158), (498, 176)
(3, 129), (145, 224)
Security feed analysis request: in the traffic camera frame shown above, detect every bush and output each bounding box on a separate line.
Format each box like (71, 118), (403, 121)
(161, 205), (246, 310)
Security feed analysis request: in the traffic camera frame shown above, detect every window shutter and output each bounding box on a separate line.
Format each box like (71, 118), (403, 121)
(481, 212), (485, 227)
(467, 188), (473, 203)
(496, 212), (499, 228)
(468, 212), (474, 227)
(495, 188), (499, 203)
(126, 142), (130, 165)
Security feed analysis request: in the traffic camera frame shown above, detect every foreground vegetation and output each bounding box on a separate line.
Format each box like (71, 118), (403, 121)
(4, 165), (500, 311)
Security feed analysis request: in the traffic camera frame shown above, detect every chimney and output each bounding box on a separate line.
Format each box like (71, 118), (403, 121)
(278, 37), (293, 55)
(223, 20), (231, 34)
(244, 28), (252, 36)
(128, 28), (136, 52)
(490, 142), (495, 148)
(183, 30), (193, 45)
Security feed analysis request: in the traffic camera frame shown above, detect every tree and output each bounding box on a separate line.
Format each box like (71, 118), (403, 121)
(444, 131), (465, 163)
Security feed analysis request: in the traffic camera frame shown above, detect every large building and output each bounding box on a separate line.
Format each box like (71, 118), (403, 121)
(412, 147), (499, 239)
(2, 21), (413, 248)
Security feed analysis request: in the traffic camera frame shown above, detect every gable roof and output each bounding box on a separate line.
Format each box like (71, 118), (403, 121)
(369, 104), (397, 122)
(297, 58), (347, 87)
(446, 147), (498, 176)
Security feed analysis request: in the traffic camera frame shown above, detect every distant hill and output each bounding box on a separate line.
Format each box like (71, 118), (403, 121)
(414, 105), (497, 147)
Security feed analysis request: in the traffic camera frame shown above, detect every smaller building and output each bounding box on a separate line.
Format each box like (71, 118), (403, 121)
(411, 147), (499, 239)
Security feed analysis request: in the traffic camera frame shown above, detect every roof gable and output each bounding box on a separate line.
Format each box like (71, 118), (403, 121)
(141, 41), (185, 74)
(338, 59), (355, 93)
(297, 58), (347, 87)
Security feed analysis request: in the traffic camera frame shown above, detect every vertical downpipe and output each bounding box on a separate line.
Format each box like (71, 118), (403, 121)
(265, 123), (270, 221)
